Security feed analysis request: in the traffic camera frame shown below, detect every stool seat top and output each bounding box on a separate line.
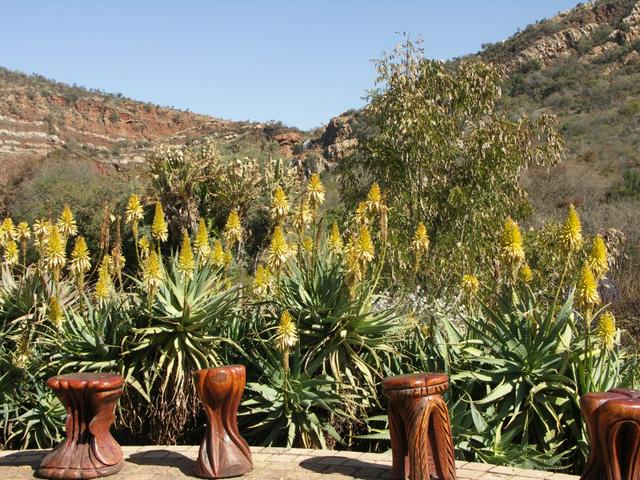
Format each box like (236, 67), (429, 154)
(195, 364), (246, 384)
(196, 364), (245, 376)
(382, 373), (448, 391)
(46, 372), (124, 391)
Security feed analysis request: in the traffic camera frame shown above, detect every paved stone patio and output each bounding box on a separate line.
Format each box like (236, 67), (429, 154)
(0, 446), (579, 480)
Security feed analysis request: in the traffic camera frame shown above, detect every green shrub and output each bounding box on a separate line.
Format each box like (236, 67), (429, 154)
(339, 38), (564, 289)
(608, 168), (640, 199)
(9, 159), (141, 254)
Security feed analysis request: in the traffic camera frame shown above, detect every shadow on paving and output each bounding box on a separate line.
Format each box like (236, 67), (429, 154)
(127, 449), (197, 476)
(0, 451), (45, 468)
(300, 456), (390, 479)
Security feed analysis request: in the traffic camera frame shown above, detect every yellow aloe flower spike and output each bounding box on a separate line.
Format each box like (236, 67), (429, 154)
(412, 222), (430, 254)
(561, 204), (583, 253)
(223, 249), (233, 266)
(576, 264), (600, 312)
(355, 225), (375, 264)
(45, 226), (67, 277)
(275, 310), (298, 352)
(16, 222), (30, 261)
(32, 219), (49, 250)
(252, 264), (272, 298)
(0, 218), (16, 246)
(57, 205), (77, 238)
(224, 209), (243, 246)
(267, 225), (290, 271)
(270, 186), (289, 222)
(48, 296), (64, 327)
(95, 256), (113, 304)
(302, 237), (314, 253)
(596, 311), (617, 352)
(461, 274), (480, 296)
(125, 194), (144, 235)
(307, 173), (325, 207)
(151, 202), (168, 243)
(519, 264), (533, 284)
(344, 237), (363, 290)
(588, 234), (608, 280)
(210, 240), (226, 268)
(32, 219), (48, 238)
(355, 201), (369, 226)
(69, 236), (91, 290)
(366, 182), (383, 213)
(138, 235), (150, 259)
(292, 199), (313, 232)
(4, 240), (19, 266)
(16, 222), (30, 241)
(111, 219), (125, 281)
(194, 219), (211, 260)
(142, 250), (163, 295)
(501, 217), (525, 267)
(328, 222), (343, 255)
(178, 231), (195, 279)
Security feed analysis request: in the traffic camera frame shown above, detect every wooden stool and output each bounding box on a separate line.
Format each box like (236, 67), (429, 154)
(382, 373), (456, 480)
(38, 372), (124, 479)
(581, 388), (640, 480)
(195, 365), (252, 478)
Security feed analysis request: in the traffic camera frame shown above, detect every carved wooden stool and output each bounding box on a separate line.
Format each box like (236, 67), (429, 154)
(382, 373), (456, 480)
(37, 372), (124, 479)
(581, 388), (640, 480)
(195, 365), (252, 478)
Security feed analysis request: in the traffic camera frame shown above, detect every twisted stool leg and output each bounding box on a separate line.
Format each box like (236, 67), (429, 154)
(38, 376), (123, 479)
(389, 394), (456, 480)
(406, 396), (433, 480)
(428, 395), (456, 480)
(195, 365), (252, 479)
(599, 399), (640, 480)
(388, 399), (409, 479)
(383, 374), (456, 480)
(580, 393), (609, 480)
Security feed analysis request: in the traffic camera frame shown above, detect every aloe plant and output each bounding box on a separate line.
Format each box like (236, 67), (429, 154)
(127, 253), (242, 443)
(276, 254), (403, 397)
(243, 347), (348, 449)
(445, 285), (637, 470)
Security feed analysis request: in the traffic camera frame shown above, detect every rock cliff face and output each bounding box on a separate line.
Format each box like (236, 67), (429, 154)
(510, 23), (601, 67)
(480, 0), (640, 69)
(312, 0), (640, 163)
(0, 68), (303, 183)
(315, 114), (357, 163)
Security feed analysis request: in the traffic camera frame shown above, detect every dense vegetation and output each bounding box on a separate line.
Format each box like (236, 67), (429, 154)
(0, 150), (635, 472)
(479, 0), (640, 335)
(339, 39), (564, 288)
(2, 38), (639, 476)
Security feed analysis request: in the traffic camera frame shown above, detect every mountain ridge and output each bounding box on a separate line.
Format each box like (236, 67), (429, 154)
(0, 66), (309, 185)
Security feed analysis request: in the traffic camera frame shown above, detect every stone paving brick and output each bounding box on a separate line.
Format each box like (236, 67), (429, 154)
(512, 469), (551, 478)
(548, 474), (579, 479)
(458, 468), (491, 479)
(0, 446), (580, 479)
(466, 462), (495, 471)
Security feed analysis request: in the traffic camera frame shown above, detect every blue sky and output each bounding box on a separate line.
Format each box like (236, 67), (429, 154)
(1, 1), (579, 130)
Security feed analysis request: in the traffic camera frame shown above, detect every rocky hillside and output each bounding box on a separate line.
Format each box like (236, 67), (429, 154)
(480, 0), (640, 68)
(5, 0), (640, 231)
(475, 0), (640, 233)
(473, 0), (640, 325)
(0, 67), (310, 181)
(330, 0), (640, 236)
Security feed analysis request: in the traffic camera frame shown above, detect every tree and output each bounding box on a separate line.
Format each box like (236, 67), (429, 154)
(338, 39), (564, 287)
